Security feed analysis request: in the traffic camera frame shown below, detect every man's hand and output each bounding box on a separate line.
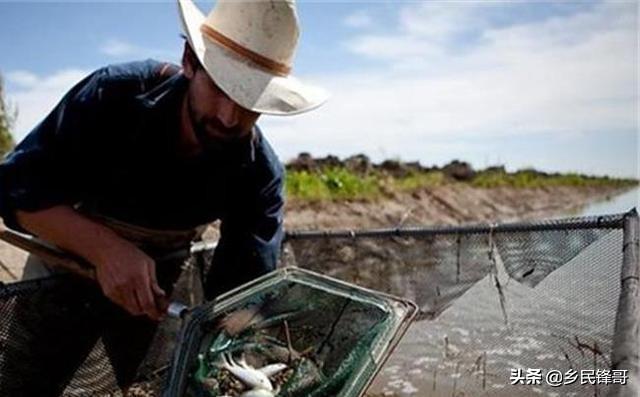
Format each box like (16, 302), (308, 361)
(16, 206), (168, 320)
(94, 238), (168, 320)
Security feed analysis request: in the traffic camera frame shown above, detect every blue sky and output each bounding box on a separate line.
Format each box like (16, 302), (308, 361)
(1, 0), (638, 178)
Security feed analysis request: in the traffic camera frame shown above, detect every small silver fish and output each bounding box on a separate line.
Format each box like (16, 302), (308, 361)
(240, 389), (275, 397)
(258, 363), (288, 378)
(222, 353), (273, 391)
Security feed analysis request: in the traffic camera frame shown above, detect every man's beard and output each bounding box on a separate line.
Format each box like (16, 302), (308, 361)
(187, 99), (249, 157)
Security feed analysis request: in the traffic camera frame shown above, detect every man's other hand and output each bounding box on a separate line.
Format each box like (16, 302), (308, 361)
(16, 206), (168, 321)
(94, 239), (167, 320)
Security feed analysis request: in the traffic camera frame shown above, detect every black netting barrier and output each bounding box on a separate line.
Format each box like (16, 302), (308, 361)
(282, 212), (638, 397)
(0, 212), (637, 396)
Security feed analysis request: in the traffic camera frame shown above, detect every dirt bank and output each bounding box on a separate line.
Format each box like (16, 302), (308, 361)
(283, 184), (629, 230)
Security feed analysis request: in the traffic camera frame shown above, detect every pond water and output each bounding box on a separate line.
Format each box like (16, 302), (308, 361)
(573, 186), (639, 217)
(365, 188), (637, 397)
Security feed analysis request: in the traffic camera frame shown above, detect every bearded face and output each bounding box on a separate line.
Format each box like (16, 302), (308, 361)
(182, 43), (260, 154)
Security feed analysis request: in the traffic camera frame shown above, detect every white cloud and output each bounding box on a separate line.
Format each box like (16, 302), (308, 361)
(264, 1), (638, 177)
(346, 34), (443, 61)
(100, 38), (177, 61)
(6, 71), (39, 88)
(343, 10), (373, 28)
(101, 39), (138, 57)
(5, 69), (89, 142)
(398, 2), (489, 40)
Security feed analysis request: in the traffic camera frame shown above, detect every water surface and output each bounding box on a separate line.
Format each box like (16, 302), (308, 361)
(574, 187), (639, 217)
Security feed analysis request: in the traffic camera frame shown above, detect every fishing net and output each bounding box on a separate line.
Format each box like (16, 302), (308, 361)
(0, 211), (637, 396)
(282, 211), (639, 397)
(0, 251), (208, 397)
(162, 267), (416, 397)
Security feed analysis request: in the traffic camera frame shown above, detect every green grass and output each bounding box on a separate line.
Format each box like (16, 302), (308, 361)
(472, 169), (638, 189)
(285, 166), (638, 201)
(286, 168), (380, 201)
(392, 171), (445, 191)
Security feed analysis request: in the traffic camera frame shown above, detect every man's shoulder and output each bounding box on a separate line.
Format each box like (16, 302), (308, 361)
(94, 59), (180, 100)
(99, 59), (171, 81)
(252, 126), (285, 180)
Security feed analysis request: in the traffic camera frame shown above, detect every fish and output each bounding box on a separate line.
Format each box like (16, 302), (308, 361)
(258, 363), (288, 378)
(237, 354), (288, 378)
(221, 353), (274, 391)
(240, 389), (275, 397)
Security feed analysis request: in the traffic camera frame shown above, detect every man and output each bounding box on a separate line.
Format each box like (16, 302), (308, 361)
(0, 0), (327, 394)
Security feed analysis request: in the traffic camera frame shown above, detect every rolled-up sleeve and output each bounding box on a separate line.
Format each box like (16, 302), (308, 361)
(204, 152), (285, 299)
(0, 71), (103, 232)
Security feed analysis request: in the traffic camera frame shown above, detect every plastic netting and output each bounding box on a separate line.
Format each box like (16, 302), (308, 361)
(0, 212), (637, 396)
(162, 267), (416, 397)
(282, 212), (638, 397)
(0, 252), (208, 397)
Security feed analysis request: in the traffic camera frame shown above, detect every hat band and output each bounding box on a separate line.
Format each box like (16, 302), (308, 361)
(200, 24), (291, 77)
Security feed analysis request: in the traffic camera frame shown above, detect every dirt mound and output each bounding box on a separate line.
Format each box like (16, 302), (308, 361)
(283, 184), (630, 231)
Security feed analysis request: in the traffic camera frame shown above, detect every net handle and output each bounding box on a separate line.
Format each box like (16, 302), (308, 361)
(0, 227), (96, 280)
(0, 227), (191, 319)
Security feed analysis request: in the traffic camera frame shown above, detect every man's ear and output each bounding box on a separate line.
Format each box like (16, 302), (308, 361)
(182, 42), (196, 79)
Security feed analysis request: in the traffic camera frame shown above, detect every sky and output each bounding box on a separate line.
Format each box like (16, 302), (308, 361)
(0, 0), (638, 178)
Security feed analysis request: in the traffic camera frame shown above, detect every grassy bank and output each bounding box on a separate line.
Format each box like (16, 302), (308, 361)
(285, 167), (638, 202)
(471, 169), (638, 189)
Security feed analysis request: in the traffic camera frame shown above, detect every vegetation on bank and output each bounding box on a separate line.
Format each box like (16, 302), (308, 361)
(285, 167), (382, 201)
(471, 168), (637, 189)
(0, 73), (16, 158)
(285, 156), (638, 202)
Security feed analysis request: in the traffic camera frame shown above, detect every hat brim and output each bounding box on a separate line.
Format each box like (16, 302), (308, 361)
(178, 0), (328, 116)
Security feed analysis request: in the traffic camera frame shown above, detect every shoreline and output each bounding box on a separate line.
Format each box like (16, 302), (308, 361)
(283, 184), (633, 231)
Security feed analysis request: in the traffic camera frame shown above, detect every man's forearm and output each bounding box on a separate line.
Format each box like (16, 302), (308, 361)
(16, 205), (125, 267)
(16, 205), (167, 319)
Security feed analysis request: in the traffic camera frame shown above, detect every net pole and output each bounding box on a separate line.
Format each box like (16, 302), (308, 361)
(609, 209), (639, 397)
(283, 213), (625, 241)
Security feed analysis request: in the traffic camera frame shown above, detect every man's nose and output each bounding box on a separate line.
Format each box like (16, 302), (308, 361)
(216, 97), (240, 128)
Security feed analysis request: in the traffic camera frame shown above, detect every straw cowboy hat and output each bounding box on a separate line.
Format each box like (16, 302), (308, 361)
(177, 0), (328, 115)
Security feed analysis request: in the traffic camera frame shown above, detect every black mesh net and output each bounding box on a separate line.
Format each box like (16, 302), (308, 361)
(0, 252), (209, 397)
(0, 213), (636, 396)
(281, 213), (634, 396)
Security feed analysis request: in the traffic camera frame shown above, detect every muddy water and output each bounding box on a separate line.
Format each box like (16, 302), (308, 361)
(365, 230), (622, 397)
(573, 186), (639, 217)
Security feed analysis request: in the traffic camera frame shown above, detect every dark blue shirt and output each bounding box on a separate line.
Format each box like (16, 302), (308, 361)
(0, 60), (285, 297)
